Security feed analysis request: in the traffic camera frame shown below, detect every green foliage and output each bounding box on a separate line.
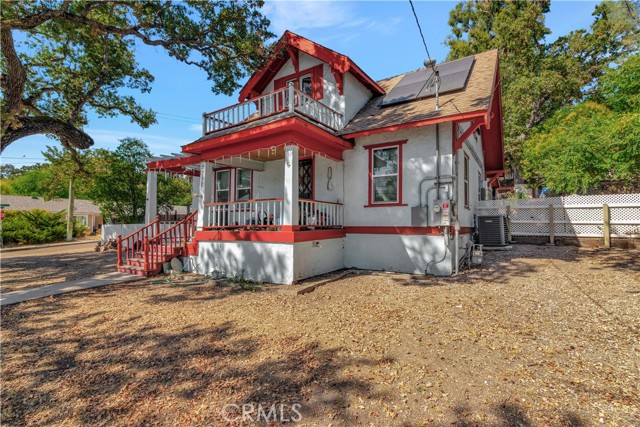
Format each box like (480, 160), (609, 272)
(445, 0), (640, 172)
(88, 138), (150, 223)
(1, 1), (272, 152)
(522, 55), (640, 194)
(73, 220), (88, 238)
(42, 146), (92, 200)
(158, 174), (192, 214)
(1, 209), (67, 244)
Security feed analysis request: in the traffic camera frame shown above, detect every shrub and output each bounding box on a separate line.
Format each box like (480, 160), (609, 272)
(2, 209), (67, 245)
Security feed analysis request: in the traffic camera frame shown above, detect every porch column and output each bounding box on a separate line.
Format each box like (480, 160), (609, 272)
(190, 175), (200, 213)
(196, 161), (213, 230)
(282, 145), (299, 230)
(144, 170), (157, 224)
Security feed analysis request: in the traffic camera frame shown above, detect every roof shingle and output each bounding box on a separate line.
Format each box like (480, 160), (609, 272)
(339, 49), (498, 136)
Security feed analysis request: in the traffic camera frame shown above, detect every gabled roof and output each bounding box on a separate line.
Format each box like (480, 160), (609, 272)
(238, 31), (385, 102)
(339, 49), (499, 137)
(1, 195), (101, 215)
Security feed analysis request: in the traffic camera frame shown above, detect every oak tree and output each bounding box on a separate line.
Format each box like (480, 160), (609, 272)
(1, 1), (272, 153)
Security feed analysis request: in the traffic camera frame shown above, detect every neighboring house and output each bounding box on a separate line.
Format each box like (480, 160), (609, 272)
(120, 31), (504, 282)
(1, 195), (103, 233)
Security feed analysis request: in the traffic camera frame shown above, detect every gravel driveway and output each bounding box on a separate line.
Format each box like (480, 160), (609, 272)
(1, 243), (117, 293)
(1, 245), (638, 426)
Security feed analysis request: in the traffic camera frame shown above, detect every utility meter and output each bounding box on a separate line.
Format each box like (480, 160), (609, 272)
(434, 200), (451, 227)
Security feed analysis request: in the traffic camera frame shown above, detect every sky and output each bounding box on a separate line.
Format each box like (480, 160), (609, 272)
(1, 0), (600, 167)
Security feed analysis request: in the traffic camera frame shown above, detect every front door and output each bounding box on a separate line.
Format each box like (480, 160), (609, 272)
(299, 159), (313, 199)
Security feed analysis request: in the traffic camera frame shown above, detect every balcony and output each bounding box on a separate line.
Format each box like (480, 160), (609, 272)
(202, 85), (344, 135)
(204, 198), (344, 230)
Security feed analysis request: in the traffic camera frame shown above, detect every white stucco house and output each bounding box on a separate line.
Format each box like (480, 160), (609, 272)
(117, 31), (505, 282)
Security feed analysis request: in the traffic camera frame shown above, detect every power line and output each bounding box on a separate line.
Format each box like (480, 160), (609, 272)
(409, 0), (432, 62)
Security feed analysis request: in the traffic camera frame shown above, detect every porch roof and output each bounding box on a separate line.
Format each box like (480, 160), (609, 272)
(147, 115), (352, 172)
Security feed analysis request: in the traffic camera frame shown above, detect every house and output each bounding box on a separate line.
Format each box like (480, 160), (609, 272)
(118, 31), (504, 282)
(0, 195), (103, 233)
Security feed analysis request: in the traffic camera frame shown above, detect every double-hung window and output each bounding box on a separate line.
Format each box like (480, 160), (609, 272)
(372, 146), (399, 204)
(215, 170), (230, 202)
(236, 169), (252, 201)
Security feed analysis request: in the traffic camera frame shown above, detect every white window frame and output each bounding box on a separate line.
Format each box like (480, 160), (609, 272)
(371, 146), (399, 204)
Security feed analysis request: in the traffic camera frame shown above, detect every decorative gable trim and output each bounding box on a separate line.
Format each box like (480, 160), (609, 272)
(239, 31), (384, 102)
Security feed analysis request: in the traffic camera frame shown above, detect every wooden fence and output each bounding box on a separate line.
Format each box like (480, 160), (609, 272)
(477, 193), (640, 246)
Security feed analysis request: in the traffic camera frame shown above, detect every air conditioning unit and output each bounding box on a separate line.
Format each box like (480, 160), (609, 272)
(477, 215), (509, 246)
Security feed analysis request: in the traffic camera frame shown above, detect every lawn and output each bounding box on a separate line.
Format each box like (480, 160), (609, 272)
(1, 245), (638, 426)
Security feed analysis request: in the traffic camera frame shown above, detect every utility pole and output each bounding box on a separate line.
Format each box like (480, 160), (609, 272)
(66, 178), (75, 241)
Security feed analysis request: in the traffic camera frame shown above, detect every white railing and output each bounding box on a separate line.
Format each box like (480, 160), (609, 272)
(205, 199), (284, 228)
(295, 90), (344, 130)
(202, 85), (344, 134)
(204, 198), (344, 229)
(299, 199), (344, 228)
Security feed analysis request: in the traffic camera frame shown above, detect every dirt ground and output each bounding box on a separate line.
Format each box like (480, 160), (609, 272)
(1, 245), (638, 426)
(0, 243), (116, 293)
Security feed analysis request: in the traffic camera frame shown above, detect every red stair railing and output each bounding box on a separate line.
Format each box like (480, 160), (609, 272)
(144, 210), (198, 271)
(117, 215), (161, 267)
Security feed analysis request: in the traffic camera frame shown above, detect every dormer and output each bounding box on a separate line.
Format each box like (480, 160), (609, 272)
(238, 31), (385, 125)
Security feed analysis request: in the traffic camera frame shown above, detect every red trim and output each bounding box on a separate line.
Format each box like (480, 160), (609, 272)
(364, 203), (408, 208)
(239, 31), (384, 102)
(181, 117), (352, 161)
(274, 64), (323, 100)
(185, 242), (198, 256)
(452, 117), (484, 152)
(286, 46), (299, 73)
(342, 110), (488, 139)
(365, 140), (407, 207)
(195, 228), (345, 243)
(345, 226), (473, 235)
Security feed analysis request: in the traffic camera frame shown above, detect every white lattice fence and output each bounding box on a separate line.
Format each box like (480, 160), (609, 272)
(477, 194), (640, 238)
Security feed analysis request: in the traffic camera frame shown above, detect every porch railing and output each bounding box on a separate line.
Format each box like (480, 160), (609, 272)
(202, 85), (344, 134)
(299, 199), (344, 228)
(203, 198), (344, 229)
(205, 198), (284, 229)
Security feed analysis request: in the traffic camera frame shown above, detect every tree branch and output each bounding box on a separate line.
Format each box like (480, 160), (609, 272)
(1, 116), (93, 153)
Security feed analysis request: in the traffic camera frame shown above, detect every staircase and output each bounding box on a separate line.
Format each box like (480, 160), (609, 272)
(117, 211), (198, 276)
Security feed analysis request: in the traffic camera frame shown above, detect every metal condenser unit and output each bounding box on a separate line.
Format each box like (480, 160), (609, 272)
(477, 215), (509, 246)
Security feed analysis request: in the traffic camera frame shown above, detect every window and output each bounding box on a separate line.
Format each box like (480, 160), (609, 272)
(299, 75), (312, 96)
(273, 65), (323, 100)
(463, 153), (470, 208)
(478, 171), (483, 202)
(215, 169), (230, 202)
(236, 169), (252, 201)
(372, 147), (399, 203)
(364, 140), (407, 207)
(74, 215), (88, 226)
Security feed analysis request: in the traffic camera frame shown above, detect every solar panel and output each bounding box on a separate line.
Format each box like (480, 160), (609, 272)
(381, 56), (475, 107)
(380, 68), (432, 107)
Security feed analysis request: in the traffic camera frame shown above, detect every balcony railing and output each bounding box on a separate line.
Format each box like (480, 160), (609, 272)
(204, 198), (343, 229)
(202, 85), (344, 134)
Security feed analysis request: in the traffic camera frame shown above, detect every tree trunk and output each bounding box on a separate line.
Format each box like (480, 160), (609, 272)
(66, 178), (75, 241)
